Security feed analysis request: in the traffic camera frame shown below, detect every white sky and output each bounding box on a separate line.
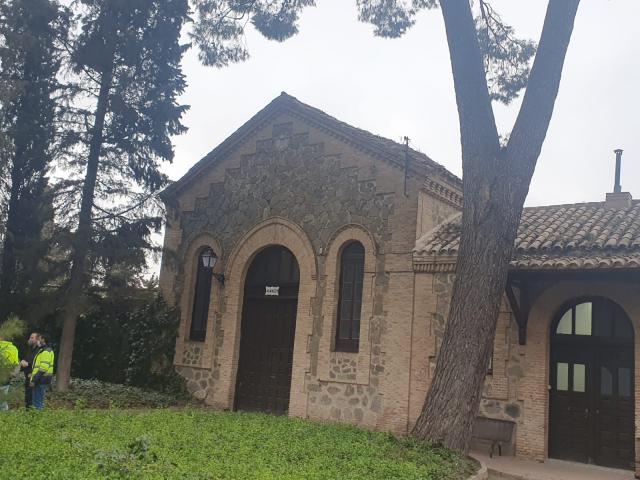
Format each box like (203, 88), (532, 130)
(166, 0), (640, 207)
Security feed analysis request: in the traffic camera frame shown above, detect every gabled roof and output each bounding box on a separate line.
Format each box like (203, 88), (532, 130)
(415, 200), (640, 270)
(162, 92), (462, 200)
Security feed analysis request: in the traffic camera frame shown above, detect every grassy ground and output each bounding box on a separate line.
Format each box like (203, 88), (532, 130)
(0, 409), (476, 479)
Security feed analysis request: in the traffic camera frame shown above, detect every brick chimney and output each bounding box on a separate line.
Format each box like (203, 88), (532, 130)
(605, 149), (633, 209)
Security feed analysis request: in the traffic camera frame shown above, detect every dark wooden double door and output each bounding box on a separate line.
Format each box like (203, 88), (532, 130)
(234, 246), (299, 415)
(550, 345), (634, 469)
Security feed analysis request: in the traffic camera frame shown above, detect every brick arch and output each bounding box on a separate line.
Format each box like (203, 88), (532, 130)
(318, 225), (377, 384)
(175, 233), (223, 370)
(516, 281), (640, 466)
(212, 217), (317, 417)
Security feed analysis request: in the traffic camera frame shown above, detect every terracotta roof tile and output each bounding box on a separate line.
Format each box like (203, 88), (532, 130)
(414, 200), (640, 270)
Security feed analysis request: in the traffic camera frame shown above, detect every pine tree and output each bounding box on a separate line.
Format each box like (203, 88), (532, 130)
(357, 0), (580, 451)
(0, 0), (69, 321)
(55, 0), (190, 390)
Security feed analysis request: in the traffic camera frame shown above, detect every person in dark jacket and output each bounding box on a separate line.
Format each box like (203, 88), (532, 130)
(19, 332), (40, 409)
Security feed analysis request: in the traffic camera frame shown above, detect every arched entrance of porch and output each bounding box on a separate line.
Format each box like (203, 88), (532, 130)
(549, 296), (634, 469)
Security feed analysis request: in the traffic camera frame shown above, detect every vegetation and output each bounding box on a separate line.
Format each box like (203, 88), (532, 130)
(72, 292), (184, 393)
(55, 0), (190, 391)
(5, 377), (190, 409)
(0, 0), (68, 322)
(0, 409), (475, 479)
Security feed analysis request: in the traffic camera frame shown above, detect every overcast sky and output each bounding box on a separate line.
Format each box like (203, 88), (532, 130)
(165, 0), (640, 207)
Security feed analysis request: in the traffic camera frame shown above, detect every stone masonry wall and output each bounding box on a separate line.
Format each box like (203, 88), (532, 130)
(409, 271), (525, 446)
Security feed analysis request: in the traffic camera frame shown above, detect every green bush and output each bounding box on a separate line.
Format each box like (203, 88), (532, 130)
(124, 295), (184, 394)
(0, 410), (476, 479)
(71, 290), (185, 394)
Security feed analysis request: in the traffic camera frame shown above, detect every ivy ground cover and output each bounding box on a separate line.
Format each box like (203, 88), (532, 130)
(0, 409), (475, 479)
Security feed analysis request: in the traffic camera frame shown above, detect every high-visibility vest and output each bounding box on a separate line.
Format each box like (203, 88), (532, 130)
(0, 341), (19, 367)
(30, 346), (54, 384)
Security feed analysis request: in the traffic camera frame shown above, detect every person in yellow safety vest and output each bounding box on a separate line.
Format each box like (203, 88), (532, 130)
(30, 334), (54, 410)
(0, 339), (19, 370)
(1, 338), (20, 411)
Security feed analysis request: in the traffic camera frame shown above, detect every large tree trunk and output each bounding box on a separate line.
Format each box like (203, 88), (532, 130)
(412, 0), (580, 452)
(412, 178), (523, 450)
(56, 66), (113, 391)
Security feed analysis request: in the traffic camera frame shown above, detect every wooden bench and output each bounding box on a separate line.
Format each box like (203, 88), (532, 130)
(471, 417), (515, 458)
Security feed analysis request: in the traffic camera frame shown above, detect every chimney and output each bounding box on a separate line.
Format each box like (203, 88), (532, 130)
(605, 148), (633, 209)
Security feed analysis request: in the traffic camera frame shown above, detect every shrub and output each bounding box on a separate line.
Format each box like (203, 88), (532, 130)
(70, 290), (185, 394)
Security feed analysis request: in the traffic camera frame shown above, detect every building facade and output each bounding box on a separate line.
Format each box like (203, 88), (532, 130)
(159, 93), (640, 475)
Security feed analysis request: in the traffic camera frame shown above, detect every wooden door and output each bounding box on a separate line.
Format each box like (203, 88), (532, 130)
(234, 246), (300, 415)
(235, 299), (297, 414)
(549, 298), (635, 470)
(594, 347), (634, 469)
(549, 347), (592, 463)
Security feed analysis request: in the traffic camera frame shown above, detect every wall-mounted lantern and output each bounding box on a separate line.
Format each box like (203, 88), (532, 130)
(201, 248), (225, 286)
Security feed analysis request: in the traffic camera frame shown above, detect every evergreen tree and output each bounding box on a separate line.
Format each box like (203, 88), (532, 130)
(0, 0), (69, 321)
(55, 0), (189, 390)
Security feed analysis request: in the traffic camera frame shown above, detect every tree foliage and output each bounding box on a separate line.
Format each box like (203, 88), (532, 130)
(190, 0), (317, 67)
(71, 289), (183, 394)
(55, 0), (190, 390)
(0, 0), (70, 321)
(356, 0), (437, 38)
(357, 0), (536, 104)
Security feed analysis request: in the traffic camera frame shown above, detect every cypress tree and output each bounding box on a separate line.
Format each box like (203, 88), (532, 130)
(0, 0), (69, 321)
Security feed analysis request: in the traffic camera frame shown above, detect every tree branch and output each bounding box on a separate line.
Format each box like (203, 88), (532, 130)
(506, 0), (580, 184)
(439, 0), (501, 167)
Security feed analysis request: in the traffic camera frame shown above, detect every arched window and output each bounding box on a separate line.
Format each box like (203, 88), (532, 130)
(335, 242), (365, 352)
(554, 299), (634, 340)
(189, 248), (216, 341)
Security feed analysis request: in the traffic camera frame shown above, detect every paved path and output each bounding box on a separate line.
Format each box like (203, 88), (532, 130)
(473, 452), (634, 480)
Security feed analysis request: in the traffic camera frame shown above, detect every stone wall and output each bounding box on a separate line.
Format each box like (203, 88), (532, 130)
(409, 270), (526, 447)
(308, 381), (383, 424)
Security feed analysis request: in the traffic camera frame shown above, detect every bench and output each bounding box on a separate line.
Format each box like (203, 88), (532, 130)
(471, 417), (515, 458)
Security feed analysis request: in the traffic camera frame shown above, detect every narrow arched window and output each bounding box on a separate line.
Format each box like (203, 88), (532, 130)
(190, 248), (215, 341)
(335, 242), (365, 352)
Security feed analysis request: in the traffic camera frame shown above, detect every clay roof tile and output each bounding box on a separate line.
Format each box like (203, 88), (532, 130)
(414, 199), (640, 270)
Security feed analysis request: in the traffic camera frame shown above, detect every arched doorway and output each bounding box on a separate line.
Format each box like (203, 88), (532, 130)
(234, 246), (300, 414)
(549, 297), (635, 469)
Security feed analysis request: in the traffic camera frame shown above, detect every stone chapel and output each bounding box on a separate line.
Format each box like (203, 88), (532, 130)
(159, 93), (640, 474)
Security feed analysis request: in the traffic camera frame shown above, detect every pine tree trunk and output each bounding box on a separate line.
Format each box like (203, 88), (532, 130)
(412, 0), (580, 452)
(56, 66), (113, 391)
(412, 177), (524, 451)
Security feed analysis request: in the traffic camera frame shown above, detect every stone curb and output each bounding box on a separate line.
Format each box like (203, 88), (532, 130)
(485, 469), (523, 480)
(467, 458), (489, 480)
